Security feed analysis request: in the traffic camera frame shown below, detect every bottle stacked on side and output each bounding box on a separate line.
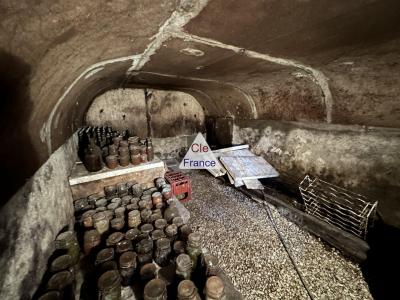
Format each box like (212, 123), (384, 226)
(72, 177), (228, 300)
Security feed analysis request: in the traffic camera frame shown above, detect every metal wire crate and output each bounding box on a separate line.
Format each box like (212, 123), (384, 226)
(299, 175), (377, 240)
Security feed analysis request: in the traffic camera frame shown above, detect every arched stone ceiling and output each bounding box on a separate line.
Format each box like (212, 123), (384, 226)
(1, 0), (400, 198)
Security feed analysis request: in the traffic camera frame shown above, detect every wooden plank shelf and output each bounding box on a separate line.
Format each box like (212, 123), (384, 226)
(69, 157), (166, 200)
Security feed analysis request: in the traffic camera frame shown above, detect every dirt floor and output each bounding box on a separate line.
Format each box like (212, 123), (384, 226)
(184, 171), (372, 300)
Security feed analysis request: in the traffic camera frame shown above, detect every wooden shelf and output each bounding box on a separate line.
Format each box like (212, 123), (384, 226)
(69, 157), (166, 200)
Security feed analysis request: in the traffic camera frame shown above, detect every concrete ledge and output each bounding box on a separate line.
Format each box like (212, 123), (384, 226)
(69, 158), (165, 185)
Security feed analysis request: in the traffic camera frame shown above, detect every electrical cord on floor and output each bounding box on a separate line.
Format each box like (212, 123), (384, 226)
(261, 191), (315, 300)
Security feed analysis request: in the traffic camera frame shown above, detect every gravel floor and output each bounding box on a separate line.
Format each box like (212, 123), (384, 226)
(184, 171), (372, 300)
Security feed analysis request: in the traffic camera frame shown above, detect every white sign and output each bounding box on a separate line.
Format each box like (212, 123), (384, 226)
(179, 133), (222, 170)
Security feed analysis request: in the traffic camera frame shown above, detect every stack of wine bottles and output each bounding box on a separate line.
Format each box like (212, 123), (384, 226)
(33, 231), (81, 300)
(78, 126), (154, 172)
(71, 177), (228, 300)
(35, 176), (228, 299)
(78, 126), (122, 150)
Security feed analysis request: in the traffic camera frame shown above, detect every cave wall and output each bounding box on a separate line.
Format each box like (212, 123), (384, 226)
(85, 88), (205, 158)
(85, 89), (148, 134)
(0, 5), (398, 299)
(0, 135), (77, 300)
(147, 89), (205, 138)
(233, 120), (400, 228)
(235, 69), (326, 122)
(226, 36), (400, 230)
(227, 37), (400, 229)
(84, 88), (206, 137)
(2, 0), (400, 201)
(1, 0), (400, 230)
(322, 38), (400, 128)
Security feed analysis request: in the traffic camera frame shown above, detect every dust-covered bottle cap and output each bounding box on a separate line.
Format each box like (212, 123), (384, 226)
(119, 251), (137, 269)
(205, 276), (225, 298)
(47, 270), (74, 290)
(144, 278), (166, 299)
(98, 270), (121, 291)
(178, 280), (198, 298)
(176, 253), (192, 271)
(106, 232), (125, 246)
(50, 254), (74, 273)
(95, 248), (115, 265)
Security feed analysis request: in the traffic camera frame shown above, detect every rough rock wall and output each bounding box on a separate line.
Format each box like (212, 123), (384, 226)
(233, 120), (400, 228)
(2, 0), (400, 202)
(322, 38), (400, 128)
(153, 135), (197, 160)
(85, 89), (148, 134)
(147, 89), (205, 138)
(236, 69), (325, 122)
(0, 135), (78, 299)
(86, 88), (205, 154)
(0, 0), (178, 199)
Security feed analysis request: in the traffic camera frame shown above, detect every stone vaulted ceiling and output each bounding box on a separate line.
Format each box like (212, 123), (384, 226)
(1, 0), (400, 198)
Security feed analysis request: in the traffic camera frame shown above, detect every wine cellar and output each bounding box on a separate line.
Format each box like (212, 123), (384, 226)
(1, 1), (400, 300)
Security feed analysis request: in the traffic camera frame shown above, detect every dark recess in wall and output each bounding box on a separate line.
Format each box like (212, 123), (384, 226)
(362, 219), (400, 299)
(0, 50), (40, 205)
(205, 116), (233, 148)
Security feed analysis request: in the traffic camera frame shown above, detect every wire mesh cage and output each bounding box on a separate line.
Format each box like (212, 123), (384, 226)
(299, 175), (377, 240)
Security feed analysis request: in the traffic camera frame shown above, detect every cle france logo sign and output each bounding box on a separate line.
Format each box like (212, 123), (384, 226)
(179, 133), (222, 170)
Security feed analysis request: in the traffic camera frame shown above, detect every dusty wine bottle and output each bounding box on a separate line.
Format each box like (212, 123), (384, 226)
(154, 219), (167, 230)
(119, 251), (137, 286)
(204, 276), (226, 300)
(155, 177), (166, 189)
(186, 233), (202, 270)
(128, 210), (141, 228)
(95, 248), (117, 275)
(154, 238), (171, 267)
(55, 231), (80, 264)
(152, 192), (163, 208)
(125, 228), (140, 243)
(165, 224), (178, 243)
(97, 270), (121, 300)
(140, 210), (152, 224)
(93, 212), (109, 235)
(143, 278), (167, 300)
(140, 263), (157, 282)
(151, 229), (166, 241)
(146, 138), (154, 161)
(114, 206), (126, 219)
(179, 224), (193, 242)
(106, 232), (125, 247)
(176, 254), (193, 280)
(83, 230), (101, 255)
(81, 210), (96, 228)
(37, 291), (61, 300)
(83, 138), (102, 172)
(49, 254), (75, 273)
(202, 253), (220, 277)
(173, 240), (186, 255)
(110, 217), (125, 231)
(115, 239), (133, 254)
(136, 238), (153, 266)
(177, 280), (201, 300)
(46, 270), (75, 300)
(106, 155), (119, 169)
